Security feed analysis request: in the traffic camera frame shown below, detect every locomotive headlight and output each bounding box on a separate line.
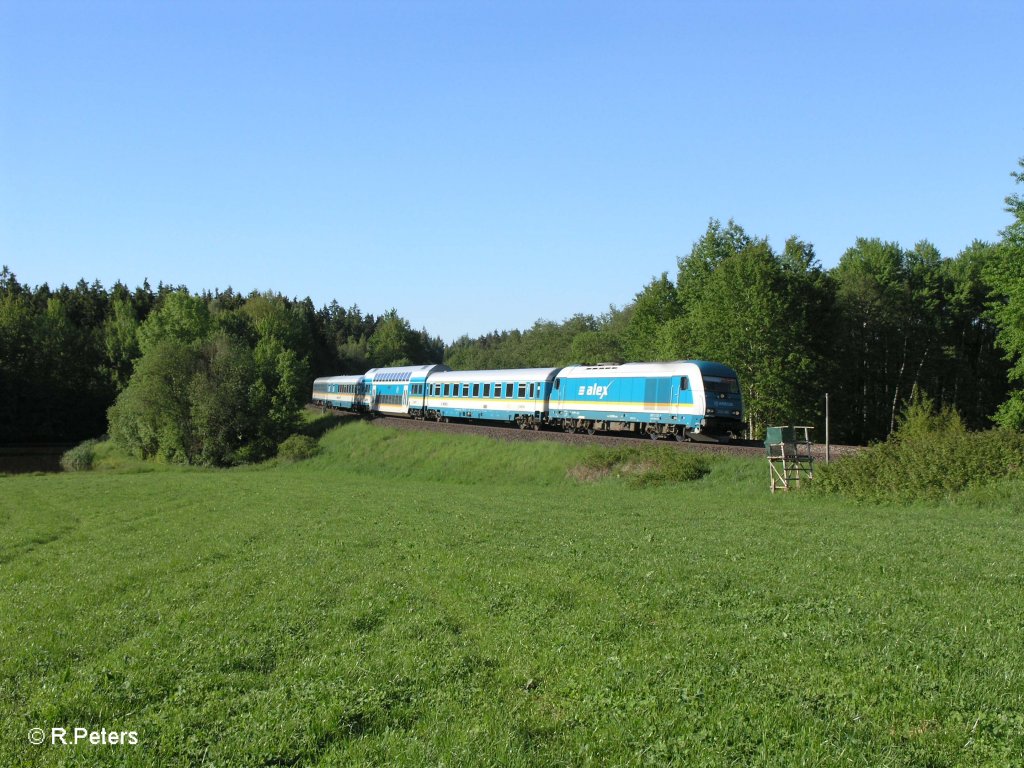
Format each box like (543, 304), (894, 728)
(705, 408), (716, 416)
(732, 410), (740, 416)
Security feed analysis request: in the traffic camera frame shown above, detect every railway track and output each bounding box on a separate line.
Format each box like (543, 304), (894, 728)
(310, 406), (859, 459)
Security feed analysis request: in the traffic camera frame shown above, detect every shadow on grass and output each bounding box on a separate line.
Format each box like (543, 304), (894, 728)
(299, 409), (366, 440)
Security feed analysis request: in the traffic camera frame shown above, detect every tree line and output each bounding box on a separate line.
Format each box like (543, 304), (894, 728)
(447, 226), (1012, 443)
(2, 159), (1022, 455)
(449, 160), (1024, 443)
(0, 277), (442, 453)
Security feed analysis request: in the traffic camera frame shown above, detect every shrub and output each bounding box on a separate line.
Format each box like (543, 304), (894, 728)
(571, 446), (710, 487)
(108, 330), (308, 467)
(815, 397), (1024, 503)
(277, 434), (322, 463)
(60, 439), (100, 472)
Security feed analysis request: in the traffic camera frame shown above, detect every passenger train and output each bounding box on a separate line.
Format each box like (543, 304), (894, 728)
(312, 360), (744, 441)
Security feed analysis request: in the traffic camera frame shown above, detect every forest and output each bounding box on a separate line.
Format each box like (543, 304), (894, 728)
(2, 160), (1022, 455)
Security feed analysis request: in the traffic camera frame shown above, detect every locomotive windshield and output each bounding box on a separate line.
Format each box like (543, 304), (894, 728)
(704, 377), (739, 394)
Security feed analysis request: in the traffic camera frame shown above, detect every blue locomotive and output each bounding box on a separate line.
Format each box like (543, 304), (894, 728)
(312, 359), (744, 441)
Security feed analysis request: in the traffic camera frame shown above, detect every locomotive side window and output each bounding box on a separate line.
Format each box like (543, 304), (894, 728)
(462, 384), (470, 397)
(680, 377), (689, 391)
(517, 383), (526, 398)
(472, 383), (480, 397)
(494, 383), (502, 398)
(528, 383), (535, 398)
(505, 383), (514, 398)
(483, 383), (491, 397)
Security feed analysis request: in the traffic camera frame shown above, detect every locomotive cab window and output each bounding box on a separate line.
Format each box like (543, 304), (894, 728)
(680, 377), (689, 391)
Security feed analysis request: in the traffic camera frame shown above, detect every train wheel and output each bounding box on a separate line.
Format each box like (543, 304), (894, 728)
(648, 430), (660, 440)
(586, 426), (595, 436)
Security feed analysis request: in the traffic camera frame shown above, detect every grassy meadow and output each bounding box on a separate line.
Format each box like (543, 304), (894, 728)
(2, 418), (1023, 766)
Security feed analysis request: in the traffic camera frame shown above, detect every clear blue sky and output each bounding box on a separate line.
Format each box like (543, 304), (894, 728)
(2, 1), (1022, 343)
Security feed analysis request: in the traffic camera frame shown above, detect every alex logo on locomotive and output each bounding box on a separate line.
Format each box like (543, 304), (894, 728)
(577, 383), (612, 399)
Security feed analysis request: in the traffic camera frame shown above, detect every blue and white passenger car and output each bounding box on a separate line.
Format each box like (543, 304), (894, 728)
(548, 360), (743, 440)
(363, 364), (451, 417)
(414, 367), (559, 429)
(311, 374), (367, 412)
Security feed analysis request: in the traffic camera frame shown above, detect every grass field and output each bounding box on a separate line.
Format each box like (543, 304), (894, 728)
(2, 418), (1023, 766)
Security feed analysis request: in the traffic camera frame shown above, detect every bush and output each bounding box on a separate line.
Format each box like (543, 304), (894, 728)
(60, 439), (100, 472)
(276, 434), (322, 463)
(571, 446), (711, 487)
(108, 331), (308, 467)
(815, 397), (1024, 503)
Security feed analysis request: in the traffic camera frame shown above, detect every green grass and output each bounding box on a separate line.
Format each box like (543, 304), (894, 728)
(1, 419), (1022, 766)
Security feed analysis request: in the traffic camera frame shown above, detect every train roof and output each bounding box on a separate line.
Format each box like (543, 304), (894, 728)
(429, 367), (560, 383)
(556, 360), (738, 379)
(364, 363), (450, 382)
(690, 360), (741, 377)
(313, 374), (364, 384)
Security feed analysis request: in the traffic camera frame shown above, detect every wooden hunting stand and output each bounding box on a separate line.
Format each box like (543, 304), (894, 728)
(765, 426), (814, 493)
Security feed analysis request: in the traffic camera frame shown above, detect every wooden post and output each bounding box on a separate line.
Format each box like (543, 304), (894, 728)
(825, 393), (831, 465)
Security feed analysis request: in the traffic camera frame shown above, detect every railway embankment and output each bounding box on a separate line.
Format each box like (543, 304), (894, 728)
(307, 406), (862, 460)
